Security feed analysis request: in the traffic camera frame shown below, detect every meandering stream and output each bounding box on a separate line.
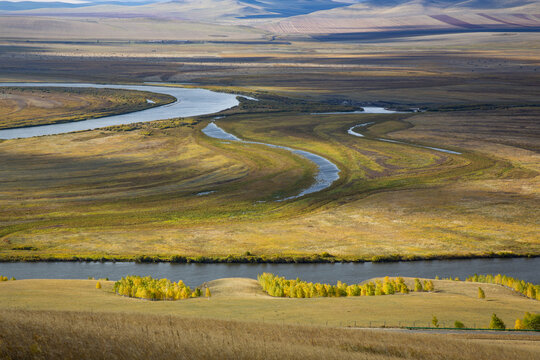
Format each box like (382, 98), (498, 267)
(202, 121), (340, 200)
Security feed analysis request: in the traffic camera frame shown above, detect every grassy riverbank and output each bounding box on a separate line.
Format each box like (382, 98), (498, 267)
(1, 277), (539, 328)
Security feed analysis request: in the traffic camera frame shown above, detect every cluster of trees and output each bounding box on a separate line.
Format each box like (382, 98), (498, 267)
(466, 274), (539, 300)
(514, 312), (540, 330)
(0, 276), (15, 281)
(258, 273), (434, 298)
(114, 276), (206, 301)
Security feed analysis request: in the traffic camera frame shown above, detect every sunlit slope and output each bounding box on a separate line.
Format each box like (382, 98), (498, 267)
(0, 15), (268, 41)
(260, 0), (540, 35)
(0, 0), (357, 19)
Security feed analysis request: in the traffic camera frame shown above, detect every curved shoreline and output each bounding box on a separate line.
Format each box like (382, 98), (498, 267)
(0, 83), (245, 139)
(202, 121), (340, 201)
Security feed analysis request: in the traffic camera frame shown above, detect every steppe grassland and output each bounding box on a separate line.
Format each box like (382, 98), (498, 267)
(0, 87), (175, 129)
(0, 31), (538, 259)
(1, 104), (537, 259)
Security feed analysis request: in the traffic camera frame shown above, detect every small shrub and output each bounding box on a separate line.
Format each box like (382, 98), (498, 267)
(489, 313), (506, 330)
(454, 321), (465, 329)
(206, 287), (212, 298)
(414, 279), (423, 292)
(432, 315), (439, 328)
(96, 281), (102, 289)
(424, 280), (434, 292)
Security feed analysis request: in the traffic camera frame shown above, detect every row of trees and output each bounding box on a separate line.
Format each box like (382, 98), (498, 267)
(0, 276), (15, 281)
(466, 274), (539, 300)
(113, 276), (208, 301)
(433, 313), (538, 330)
(257, 273), (434, 298)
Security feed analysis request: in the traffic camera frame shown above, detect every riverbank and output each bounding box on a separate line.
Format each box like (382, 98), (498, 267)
(1, 251), (539, 264)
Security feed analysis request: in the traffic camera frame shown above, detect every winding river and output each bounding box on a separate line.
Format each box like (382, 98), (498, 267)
(0, 82), (341, 200)
(202, 121), (340, 200)
(0, 83), (245, 139)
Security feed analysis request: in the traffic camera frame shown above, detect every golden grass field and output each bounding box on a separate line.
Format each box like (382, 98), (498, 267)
(3, 309), (539, 360)
(1, 277), (539, 328)
(0, 277), (539, 359)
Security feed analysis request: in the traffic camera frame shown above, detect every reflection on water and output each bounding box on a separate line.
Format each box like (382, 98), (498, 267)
(1, 258), (537, 287)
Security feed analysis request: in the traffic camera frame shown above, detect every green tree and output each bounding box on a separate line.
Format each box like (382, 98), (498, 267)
(489, 313), (506, 330)
(478, 287), (485, 299)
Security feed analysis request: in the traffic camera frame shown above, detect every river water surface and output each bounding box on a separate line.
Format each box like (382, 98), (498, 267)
(0, 83), (244, 139)
(0, 258), (537, 287)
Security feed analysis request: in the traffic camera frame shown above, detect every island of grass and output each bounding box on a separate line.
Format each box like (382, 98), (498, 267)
(0, 86), (175, 129)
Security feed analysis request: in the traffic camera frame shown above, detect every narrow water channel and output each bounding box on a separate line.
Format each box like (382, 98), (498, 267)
(202, 121), (340, 200)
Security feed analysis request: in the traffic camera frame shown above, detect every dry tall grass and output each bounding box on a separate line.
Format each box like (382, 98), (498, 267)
(0, 310), (538, 360)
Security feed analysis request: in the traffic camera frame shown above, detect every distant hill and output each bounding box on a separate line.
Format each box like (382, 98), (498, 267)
(257, 0), (540, 35)
(0, 0), (539, 38)
(0, 0), (362, 17)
